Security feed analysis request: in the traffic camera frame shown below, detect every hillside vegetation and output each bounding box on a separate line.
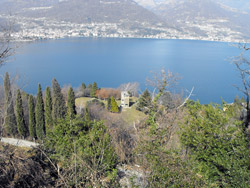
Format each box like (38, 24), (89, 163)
(1, 67), (250, 187)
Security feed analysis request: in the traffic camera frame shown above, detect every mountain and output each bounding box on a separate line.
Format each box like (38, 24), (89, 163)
(216, 0), (250, 13)
(152, 0), (250, 40)
(133, 0), (156, 9)
(0, 0), (163, 25)
(0, 0), (249, 41)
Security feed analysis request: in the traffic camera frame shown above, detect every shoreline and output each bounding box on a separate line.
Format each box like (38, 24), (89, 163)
(14, 35), (250, 44)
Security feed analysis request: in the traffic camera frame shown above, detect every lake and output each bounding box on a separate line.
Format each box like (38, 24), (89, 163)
(0, 37), (245, 104)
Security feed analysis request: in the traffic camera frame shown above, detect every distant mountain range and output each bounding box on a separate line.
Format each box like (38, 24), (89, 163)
(151, 0), (250, 40)
(0, 0), (249, 42)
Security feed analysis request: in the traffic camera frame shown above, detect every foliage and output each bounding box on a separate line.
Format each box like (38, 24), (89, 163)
(52, 78), (66, 121)
(16, 89), (28, 138)
(180, 101), (250, 187)
(81, 82), (86, 90)
(44, 86), (53, 134)
(28, 94), (36, 139)
(35, 84), (45, 139)
(136, 89), (152, 113)
(135, 110), (205, 187)
(87, 83), (92, 88)
(3, 72), (17, 136)
(86, 98), (105, 109)
(67, 87), (76, 119)
(158, 92), (175, 109)
(91, 82), (98, 98)
(84, 107), (91, 122)
(96, 88), (121, 100)
(107, 97), (111, 111)
(44, 117), (119, 187)
(110, 96), (119, 113)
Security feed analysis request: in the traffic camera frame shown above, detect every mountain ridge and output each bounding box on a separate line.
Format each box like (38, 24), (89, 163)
(0, 0), (249, 42)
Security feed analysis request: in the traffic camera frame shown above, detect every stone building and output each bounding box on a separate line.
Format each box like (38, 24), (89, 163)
(121, 91), (130, 108)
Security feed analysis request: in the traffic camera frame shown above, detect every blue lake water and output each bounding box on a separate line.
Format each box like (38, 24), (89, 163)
(0, 37), (246, 104)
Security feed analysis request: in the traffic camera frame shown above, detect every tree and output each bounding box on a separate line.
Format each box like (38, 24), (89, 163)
(180, 101), (250, 187)
(232, 44), (250, 129)
(35, 84), (45, 139)
(67, 87), (76, 119)
(44, 117), (118, 187)
(110, 96), (119, 113)
(28, 94), (36, 139)
(96, 88), (121, 100)
(107, 97), (111, 110)
(0, 22), (15, 66)
(84, 107), (91, 122)
(3, 72), (17, 136)
(136, 88), (152, 113)
(118, 82), (139, 97)
(45, 86), (53, 133)
(87, 83), (92, 89)
(81, 82), (86, 91)
(91, 82), (98, 98)
(16, 89), (27, 138)
(52, 78), (66, 121)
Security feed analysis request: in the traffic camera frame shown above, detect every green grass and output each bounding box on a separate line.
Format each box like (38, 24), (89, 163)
(75, 97), (94, 108)
(120, 105), (147, 124)
(75, 97), (147, 124)
(76, 97), (121, 108)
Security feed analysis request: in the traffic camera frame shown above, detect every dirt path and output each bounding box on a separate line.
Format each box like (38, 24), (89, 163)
(0, 137), (39, 148)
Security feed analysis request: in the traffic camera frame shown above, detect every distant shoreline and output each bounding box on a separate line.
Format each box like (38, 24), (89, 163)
(14, 35), (250, 44)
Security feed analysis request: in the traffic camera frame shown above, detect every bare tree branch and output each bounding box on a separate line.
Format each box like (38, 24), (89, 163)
(232, 44), (250, 129)
(177, 87), (194, 110)
(0, 20), (15, 66)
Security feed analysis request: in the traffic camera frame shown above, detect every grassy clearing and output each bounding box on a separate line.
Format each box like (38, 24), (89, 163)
(75, 97), (147, 124)
(120, 105), (147, 124)
(76, 97), (120, 108)
(75, 97), (96, 108)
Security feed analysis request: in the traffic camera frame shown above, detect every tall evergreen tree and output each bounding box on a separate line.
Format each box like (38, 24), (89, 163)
(81, 82), (86, 91)
(45, 86), (53, 133)
(52, 78), (66, 121)
(110, 96), (119, 113)
(136, 89), (152, 113)
(91, 82), (98, 98)
(28, 94), (36, 139)
(16, 89), (27, 138)
(67, 87), (76, 119)
(87, 83), (92, 89)
(3, 72), (17, 136)
(35, 84), (45, 139)
(84, 107), (90, 122)
(107, 97), (111, 110)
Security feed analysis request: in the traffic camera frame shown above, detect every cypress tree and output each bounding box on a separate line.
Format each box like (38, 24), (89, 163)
(91, 82), (98, 98)
(107, 97), (111, 110)
(45, 86), (53, 133)
(16, 89), (27, 138)
(87, 83), (92, 88)
(52, 78), (66, 121)
(28, 94), (36, 139)
(67, 87), (76, 119)
(81, 82), (86, 91)
(81, 82), (86, 96)
(35, 84), (45, 139)
(110, 96), (119, 113)
(3, 72), (17, 136)
(84, 107), (90, 122)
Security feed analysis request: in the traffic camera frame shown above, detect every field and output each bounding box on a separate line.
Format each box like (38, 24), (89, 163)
(75, 97), (147, 124)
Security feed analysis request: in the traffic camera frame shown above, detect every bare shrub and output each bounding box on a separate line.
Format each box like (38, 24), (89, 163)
(96, 88), (121, 100)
